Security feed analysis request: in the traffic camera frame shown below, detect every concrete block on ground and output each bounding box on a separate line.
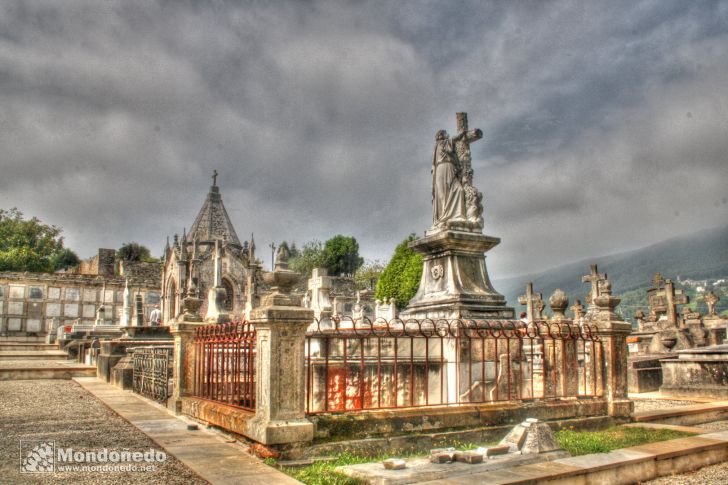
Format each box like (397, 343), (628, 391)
(383, 458), (406, 470)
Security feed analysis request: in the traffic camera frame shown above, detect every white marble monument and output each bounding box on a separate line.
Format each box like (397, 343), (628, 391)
(401, 113), (514, 320)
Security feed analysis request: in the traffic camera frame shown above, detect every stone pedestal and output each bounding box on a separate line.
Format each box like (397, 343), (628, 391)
(660, 344), (728, 399)
(97, 341), (127, 383)
(704, 316), (728, 346)
(594, 319), (633, 417)
(169, 320), (206, 414)
(111, 352), (135, 389)
(401, 230), (514, 320)
(248, 304), (314, 446)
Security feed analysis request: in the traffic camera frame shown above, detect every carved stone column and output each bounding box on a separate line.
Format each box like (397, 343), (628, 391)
(248, 305), (314, 446)
(247, 246), (314, 447)
(593, 285), (633, 417)
(168, 294), (205, 414)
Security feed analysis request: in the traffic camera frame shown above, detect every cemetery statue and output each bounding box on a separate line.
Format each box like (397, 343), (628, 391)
(431, 113), (484, 232)
(463, 169), (484, 228)
(432, 129), (468, 229)
(275, 243), (290, 269)
(705, 291), (719, 317)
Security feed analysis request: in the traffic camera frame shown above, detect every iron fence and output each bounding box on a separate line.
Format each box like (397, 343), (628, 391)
(192, 321), (257, 411)
(132, 346), (173, 404)
(305, 317), (603, 414)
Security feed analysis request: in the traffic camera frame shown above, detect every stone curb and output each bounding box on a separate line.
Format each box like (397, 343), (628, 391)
(419, 431), (728, 484)
(633, 401), (728, 421)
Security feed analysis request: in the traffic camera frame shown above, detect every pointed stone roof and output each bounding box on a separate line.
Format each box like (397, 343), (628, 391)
(187, 182), (241, 246)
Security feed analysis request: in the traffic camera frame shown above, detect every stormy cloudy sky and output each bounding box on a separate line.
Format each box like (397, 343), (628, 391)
(1, 1), (727, 278)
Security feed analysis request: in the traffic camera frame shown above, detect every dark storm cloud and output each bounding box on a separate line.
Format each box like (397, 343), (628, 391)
(0, 0), (726, 278)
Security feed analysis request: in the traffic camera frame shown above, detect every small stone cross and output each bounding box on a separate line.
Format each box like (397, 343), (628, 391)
(653, 272), (664, 289)
(308, 268), (333, 316)
(582, 264), (607, 305)
(570, 299), (585, 320)
(212, 170), (218, 186)
(518, 282), (543, 323)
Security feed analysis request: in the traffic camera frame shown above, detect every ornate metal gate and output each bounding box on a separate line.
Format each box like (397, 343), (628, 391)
(132, 346), (173, 404)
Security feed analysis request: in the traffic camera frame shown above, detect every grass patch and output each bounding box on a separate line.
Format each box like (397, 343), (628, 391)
(277, 452), (388, 485)
(275, 441), (488, 485)
(555, 426), (696, 456)
(273, 426), (695, 484)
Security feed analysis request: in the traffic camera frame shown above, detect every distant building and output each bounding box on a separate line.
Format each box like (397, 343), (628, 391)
(0, 249), (161, 336)
(161, 177), (256, 323)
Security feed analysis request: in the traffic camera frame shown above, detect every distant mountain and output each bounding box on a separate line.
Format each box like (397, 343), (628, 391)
(493, 224), (728, 317)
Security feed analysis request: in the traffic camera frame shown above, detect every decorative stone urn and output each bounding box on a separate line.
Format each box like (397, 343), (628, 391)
(661, 329), (678, 350)
(261, 245), (300, 307)
(549, 289), (569, 321)
(180, 286), (203, 322)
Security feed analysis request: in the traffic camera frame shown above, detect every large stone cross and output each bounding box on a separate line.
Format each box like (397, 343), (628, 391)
(518, 282), (544, 323)
(582, 264), (607, 306)
(653, 272), (664, 289)
(308, 268), (333, 319)
(212, 170), (218, 187)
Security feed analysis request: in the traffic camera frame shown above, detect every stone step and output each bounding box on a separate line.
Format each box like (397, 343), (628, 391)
(0, 364), (97, 380)
(0, 343), (59, 351)
(0, 350), (69, 361)
(0, 336), (47, 343)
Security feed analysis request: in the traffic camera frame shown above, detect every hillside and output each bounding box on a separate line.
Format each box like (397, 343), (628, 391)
(493, 224), (728, 318)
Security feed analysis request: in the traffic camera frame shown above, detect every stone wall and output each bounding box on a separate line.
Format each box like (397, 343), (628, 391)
(118, 260), (163, 286)
(0, 272), (160, 335)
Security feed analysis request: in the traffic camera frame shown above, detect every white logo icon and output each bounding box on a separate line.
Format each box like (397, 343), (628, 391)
(20, 440), (55, 473)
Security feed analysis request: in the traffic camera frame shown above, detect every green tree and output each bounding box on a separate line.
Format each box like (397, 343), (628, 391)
(50, 248), (80, 271)
(322, 235), (364, 276)
(375, 234), (423, 309)
(289, 240), (325, 277)
(354, 259), (386, 290)
(288, 241), (299, 258)
(117, 242), (155, 262)
(0, 208), (77, 273)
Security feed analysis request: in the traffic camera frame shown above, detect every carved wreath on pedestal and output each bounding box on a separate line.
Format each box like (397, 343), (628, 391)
(431, 264), (444, 280)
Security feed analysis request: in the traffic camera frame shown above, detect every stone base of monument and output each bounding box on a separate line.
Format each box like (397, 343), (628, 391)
(660, 343), (728, 399)
(110, 353), (135, 389)
(704, 316), (728, 345)
(98, 338), (173, 384)
(400, 230), (514, 320)
(628, 331), (657, 355)
(627, 354), (673, 393)
(338, 418), (567, 485)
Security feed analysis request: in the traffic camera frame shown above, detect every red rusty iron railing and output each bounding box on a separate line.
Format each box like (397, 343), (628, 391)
(305, 317), (603, 414)
(193, 321), (256, 411)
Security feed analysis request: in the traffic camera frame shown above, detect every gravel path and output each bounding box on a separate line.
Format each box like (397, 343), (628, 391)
(632, 399), (699, 413)
(643, 460), (728, 484)
(0, 380), (208, 484)
(695, 420), (728, 431)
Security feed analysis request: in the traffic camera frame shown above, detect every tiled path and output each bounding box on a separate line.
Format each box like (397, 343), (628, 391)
(74, 377), (300, 485)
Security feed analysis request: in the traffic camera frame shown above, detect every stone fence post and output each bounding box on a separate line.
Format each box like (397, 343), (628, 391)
(247, 247), (314, 451)
(168, 293), (205, 414)
(595, 319), (633, 417)
(592, 284), (633, 417)
(248, 303), (314, 448)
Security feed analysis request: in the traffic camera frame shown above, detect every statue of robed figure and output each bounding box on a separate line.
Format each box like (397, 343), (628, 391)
(430, 113), (484, 232)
